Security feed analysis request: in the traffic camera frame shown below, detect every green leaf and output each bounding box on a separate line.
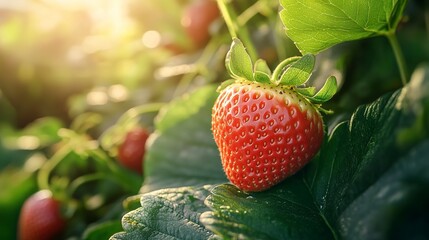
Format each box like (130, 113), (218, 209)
(21, 117), (63, 146)
(279, 0), (408, 54)
(110, 186), (218, 240)
(396, 64), (429, 148)
(339, 140), (429, 239)
(201, 78), (429, 239)
(84, 221), (124, 240)
(141, 85), (227, 193)
(0, 167), (37, 240)
(225, 38), (254, 81)
(308, 76), (338, 103)
(278, 54), (315, 86)
(253, 59), (271, 84)
(201, 181), (335, 239)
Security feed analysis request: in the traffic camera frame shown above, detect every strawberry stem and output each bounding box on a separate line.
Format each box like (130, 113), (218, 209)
(116, 103), (165, 125)
(37, 147), (72, 192)
(216, 0), (257, 61)
(386, 32), (408, 86)
(89, 149), (141, 193)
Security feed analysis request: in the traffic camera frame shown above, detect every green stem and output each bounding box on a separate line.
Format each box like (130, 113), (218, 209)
(217, 0), (258, 61)
(117, 102), (165, 125)
(237, 1), (266, 26)
(90, 149), (141, 193)
(386, 33), (408, 86)
(68, 173), (109, 196)
(217, 0), (237, 38)
(37, 147), (72, 190)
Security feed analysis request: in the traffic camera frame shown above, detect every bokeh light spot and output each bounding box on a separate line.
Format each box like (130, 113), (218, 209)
(86, 88), (108, 106)
(141, 30), (161, 49)
(108, 84), (129, 102)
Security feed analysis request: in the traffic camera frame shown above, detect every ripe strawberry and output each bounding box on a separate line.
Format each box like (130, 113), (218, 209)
(211, 38), (336, 192)
(18, 190), (66, 240)
(117, 127), (150, 174)
(181, 0), (220, 49)
(212, 81), (324, 191)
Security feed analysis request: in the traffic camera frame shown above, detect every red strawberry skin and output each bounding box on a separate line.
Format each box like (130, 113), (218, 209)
(18, 190), (66, 240)
(212, 81), (324, 192)
(118, 127), (149, 174)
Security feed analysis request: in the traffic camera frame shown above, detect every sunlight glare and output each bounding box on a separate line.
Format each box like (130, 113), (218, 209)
(86, 88), (108, 106)
(16, 136), (40, 150)
(142, 30), (161, 49)
(82, 35), (112, 54)
(108, 84), (129, 102)
(24, 153), (47, 172)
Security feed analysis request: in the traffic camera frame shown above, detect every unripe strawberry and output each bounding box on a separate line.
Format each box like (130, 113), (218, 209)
(212, 81), (324, 192)
(211, 38), (337, 192)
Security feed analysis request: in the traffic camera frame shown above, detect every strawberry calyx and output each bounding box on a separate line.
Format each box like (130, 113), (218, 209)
(221, 38), (338, 113)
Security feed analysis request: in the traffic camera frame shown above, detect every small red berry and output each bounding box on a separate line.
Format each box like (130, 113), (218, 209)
(18, 190), (66, 240)
(117, 127), (150, 174)
(212, 81), (324, 192)
(181, 0), (220, 48)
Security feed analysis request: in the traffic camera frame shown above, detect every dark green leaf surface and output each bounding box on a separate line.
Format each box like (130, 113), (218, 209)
(339, 140), (429, 240)
(396, 64), (429, 148)
(84, 221), (123, 240)
(141, 85), (227, 193)
(201, 81), (429, 239)
(111, 86), (228, 239)
(280, 0), (407, 54)
(110, 186), (218, 240)
(202, 180), (335, 239)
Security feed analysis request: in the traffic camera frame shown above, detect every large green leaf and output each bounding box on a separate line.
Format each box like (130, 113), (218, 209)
(201, 89), (401, 239)
(111, 86), (227, 239)
(141, 86), (227, 193)
(279, 0), (408, 54)
(396, 64), (429, 148)
(339, 140), (429, 239)
(201, 68), (429, 239)
(84, 221), (124, 240)
(110, 186), (218, 240)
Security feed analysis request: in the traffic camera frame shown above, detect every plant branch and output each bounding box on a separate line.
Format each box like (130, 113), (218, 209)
(386, 33), (408, 86)
(217, 0), (258, 61)
(117, 103), (165, 125)
(37, 147), (71, 190)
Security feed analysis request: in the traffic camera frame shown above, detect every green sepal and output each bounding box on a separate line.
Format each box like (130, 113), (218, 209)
(271, 56), (301, 85)
(253, 59), (271, 84)
(225, 38), (254, 81)
(278, 54), (315, 86)
(216, 79), (237, 92)
(307, 76), (338, 103)
(295, 86), (316, 97)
